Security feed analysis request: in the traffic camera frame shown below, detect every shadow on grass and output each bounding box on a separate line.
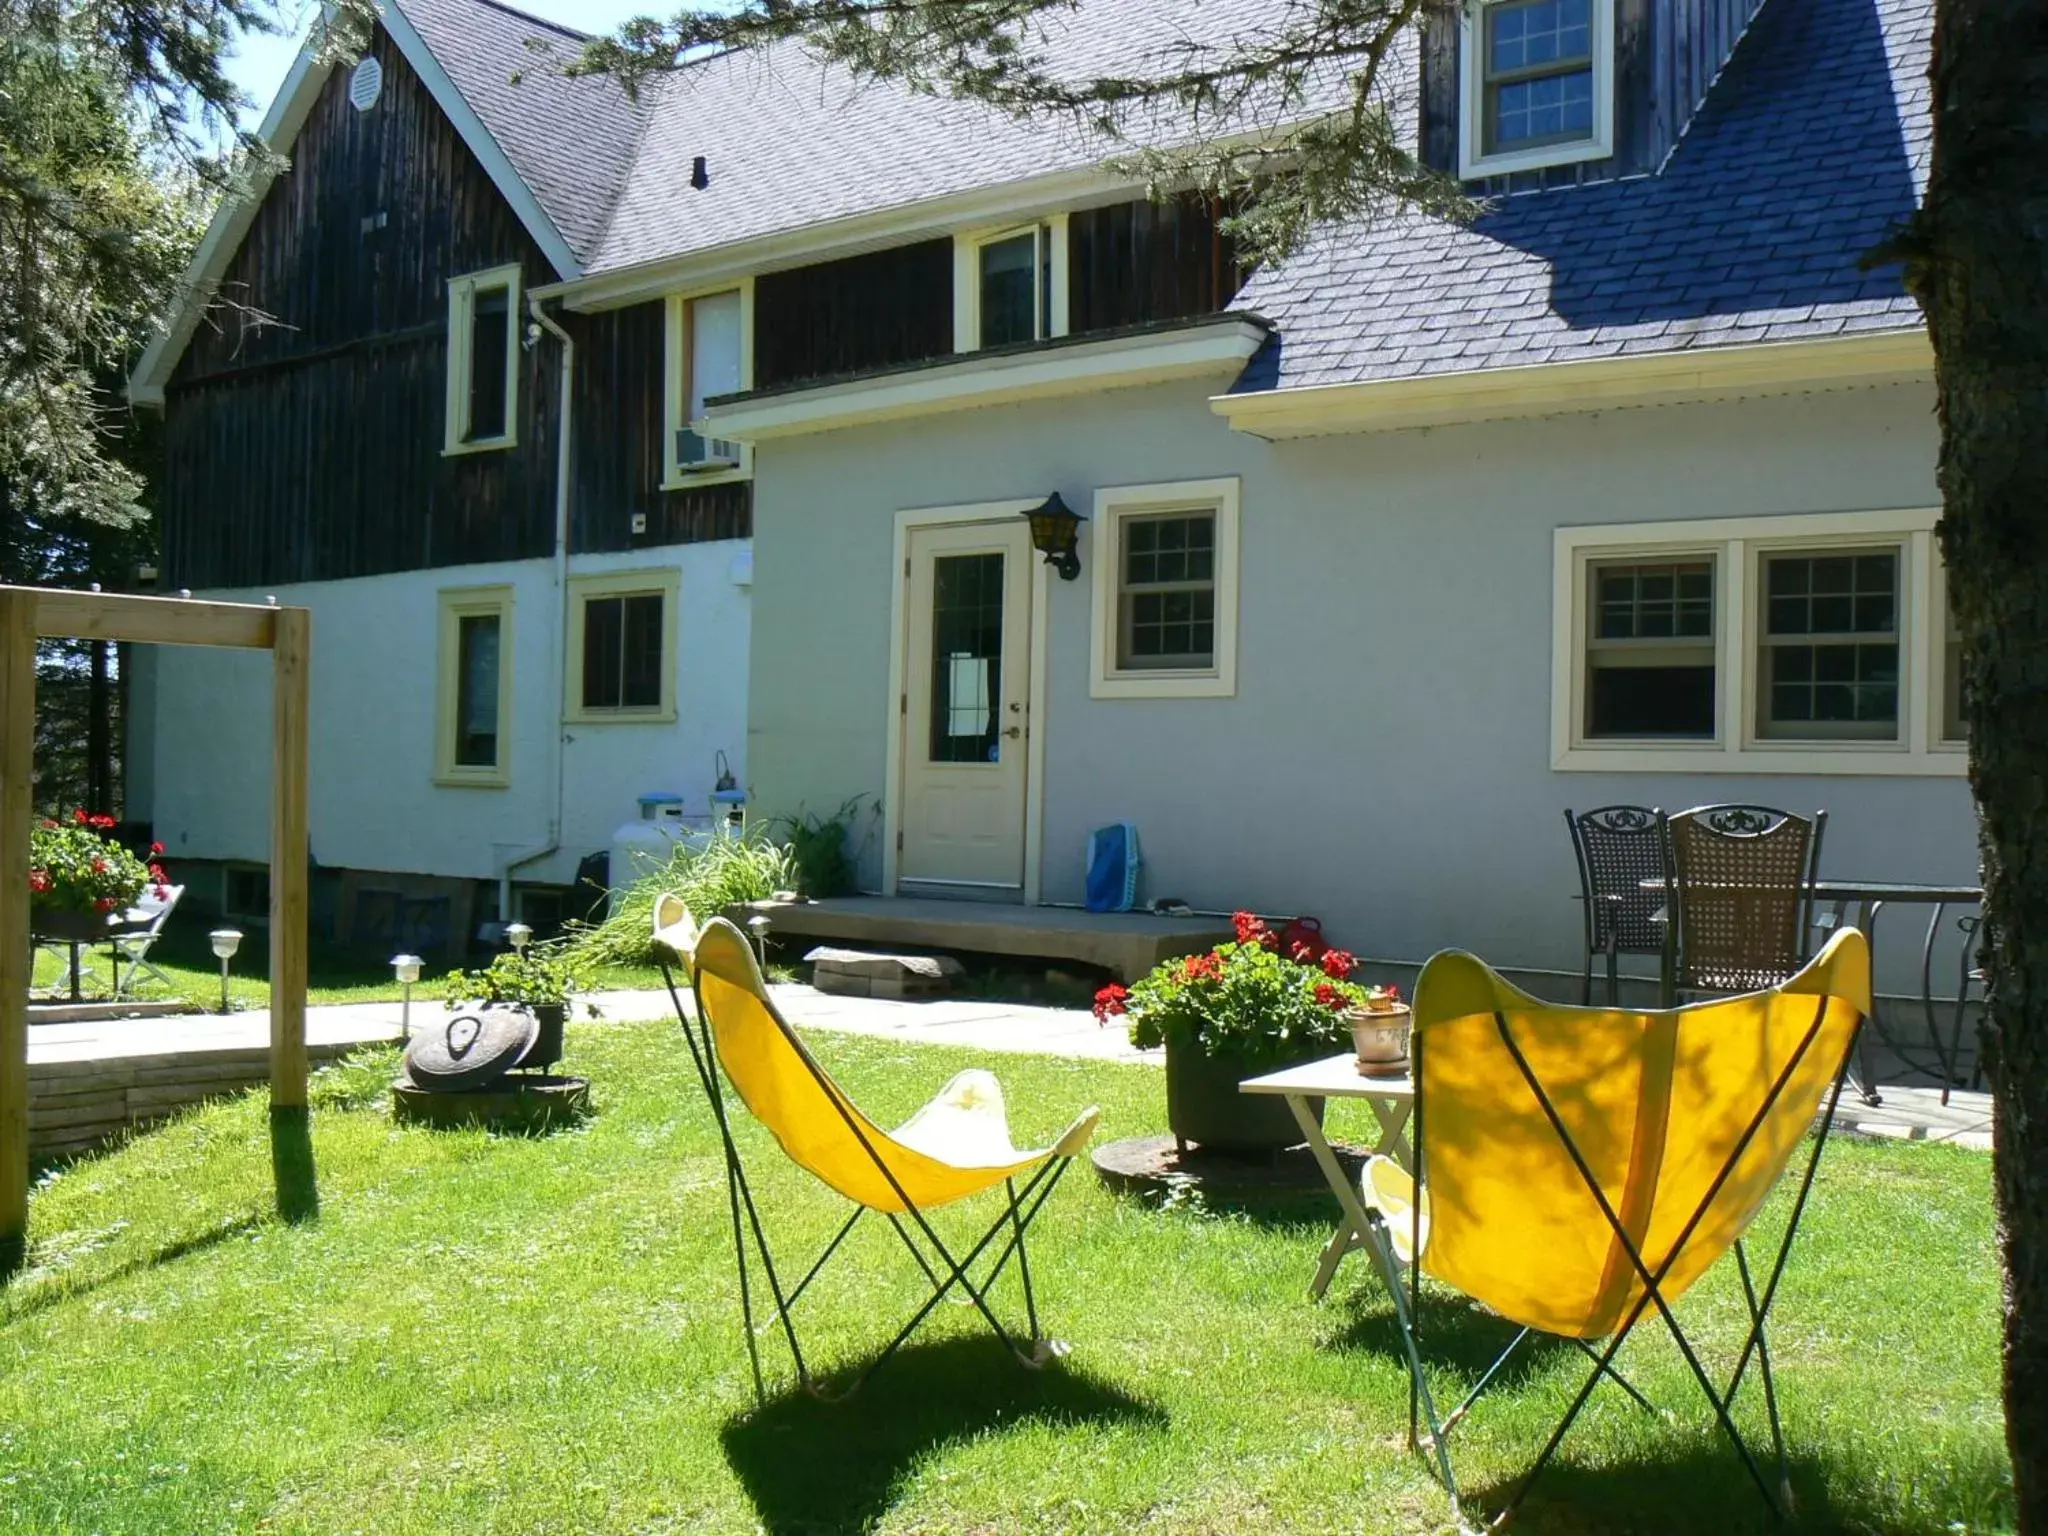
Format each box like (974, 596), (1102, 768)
(1326, 1287), (1572, 1392)
(1471, 1435), (2011, 1536)
(270, 1106), (319, 1225)
(0, 1211), (261, 1318)
(720, 1337), (1166, 1535)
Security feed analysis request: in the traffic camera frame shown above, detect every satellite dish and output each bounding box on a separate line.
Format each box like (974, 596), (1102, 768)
(349, 57), (384, 112)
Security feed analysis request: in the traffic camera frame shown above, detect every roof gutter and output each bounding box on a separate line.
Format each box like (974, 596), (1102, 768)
(1212, 328), (1935, 440)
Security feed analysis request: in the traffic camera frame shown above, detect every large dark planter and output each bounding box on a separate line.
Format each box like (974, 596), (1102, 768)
(1165, 1036), (1326, 1155)
(30, 907), (115, 942)
(484, 1000), (566, 1069)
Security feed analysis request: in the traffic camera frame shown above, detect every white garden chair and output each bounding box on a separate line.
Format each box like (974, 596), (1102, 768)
(110, 884), (184, 1001)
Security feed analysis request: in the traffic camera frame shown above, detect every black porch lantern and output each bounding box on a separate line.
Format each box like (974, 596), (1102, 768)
(1023, 492), (1083, 581)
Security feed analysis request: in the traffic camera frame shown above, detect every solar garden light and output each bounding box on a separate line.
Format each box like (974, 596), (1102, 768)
(747, 913), (772, 967)
(391, 954), (424, 1041)
(208, 928), (243, 1014)
(506, 921), (534, 954)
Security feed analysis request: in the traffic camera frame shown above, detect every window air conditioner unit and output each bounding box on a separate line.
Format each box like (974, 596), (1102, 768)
(676, 429), (741, 472)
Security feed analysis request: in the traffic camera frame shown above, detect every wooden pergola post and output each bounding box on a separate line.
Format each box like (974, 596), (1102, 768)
(0, 586), (313, 1262)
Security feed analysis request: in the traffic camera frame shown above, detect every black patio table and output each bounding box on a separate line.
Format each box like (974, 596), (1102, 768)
(1641, 876), (1984, 1106)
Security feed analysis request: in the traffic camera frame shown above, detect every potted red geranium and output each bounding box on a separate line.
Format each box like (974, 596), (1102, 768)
(1097, 911), (1368, 1155)
(28, 812), (166, 940)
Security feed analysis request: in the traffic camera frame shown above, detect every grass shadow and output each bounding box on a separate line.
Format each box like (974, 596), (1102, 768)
(1325, 1286), (1571, 1392)
(0, 1212), (261, 1319)
(270, 1106), (319, 1225)
(1471, 1434), (2011, 1536)
(720, 1336), (1167, 1535)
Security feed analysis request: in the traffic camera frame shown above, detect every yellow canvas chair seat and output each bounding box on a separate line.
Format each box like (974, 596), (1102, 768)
(1358, 927), (1871, 1527)
(653, 909), (1100, 1401)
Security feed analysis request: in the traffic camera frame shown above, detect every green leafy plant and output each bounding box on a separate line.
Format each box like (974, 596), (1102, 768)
(441, 945), (590, 1010)
(1095, 911), (1369, 1069)
(28, 812), (162, 915)
(566, 829), (796, 968)
(780, 798), (864, 899)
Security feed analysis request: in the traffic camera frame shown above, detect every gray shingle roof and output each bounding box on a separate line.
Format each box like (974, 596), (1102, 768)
(1230, 0), (1931, 394)
(398, 0), (646, 268)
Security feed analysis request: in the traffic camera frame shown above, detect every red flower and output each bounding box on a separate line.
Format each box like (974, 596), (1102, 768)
(1182, 951), (1224, 983)
(1232, 910), (1265, 945)
(1092, 983), (1129, 1023)
(37, 819), (55, 830)
(152, 884), (168, 901)
(1313, 982), (1350, 1011)
(1320, 948), (1358, 981)
(27, 870), (50, 894)
(71, 809), (87, 824)
(90, 858), (106, 874)
(94, 897), (116, 912)
(88, 814), (115, 830)
(148, 863), (168, 883)
(149, 841), (165, 856)
(1381, 984), (1401, 1004)
(1290, 940), (1316, 963)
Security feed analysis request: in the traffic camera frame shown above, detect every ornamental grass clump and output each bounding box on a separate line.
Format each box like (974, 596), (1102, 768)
(1096, 911), (1370, 1068)
(28, 811), (164, 916)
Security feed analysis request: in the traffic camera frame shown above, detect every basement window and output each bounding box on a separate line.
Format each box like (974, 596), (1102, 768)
(446, 264), (522, 453)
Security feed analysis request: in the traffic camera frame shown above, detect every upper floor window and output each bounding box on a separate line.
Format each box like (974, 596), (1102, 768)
(1459, 0), (1613, 180)
(664, 282), (753, 488)
(955, 219), (1068, 352)
(445, 264), (521, 454)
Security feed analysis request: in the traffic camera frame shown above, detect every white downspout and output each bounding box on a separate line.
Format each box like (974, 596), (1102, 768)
(499, 295), (575, 920)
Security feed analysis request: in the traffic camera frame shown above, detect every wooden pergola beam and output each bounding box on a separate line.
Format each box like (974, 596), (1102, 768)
(0, 584), (313, 1263)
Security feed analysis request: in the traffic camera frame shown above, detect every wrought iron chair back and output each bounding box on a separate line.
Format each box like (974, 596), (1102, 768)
(1668, 804), (1826, 995)
(1564, 805), (1670, 1005)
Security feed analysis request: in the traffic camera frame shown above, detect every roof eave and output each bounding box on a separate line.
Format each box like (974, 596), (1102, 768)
(1211, 328), (1934, 439)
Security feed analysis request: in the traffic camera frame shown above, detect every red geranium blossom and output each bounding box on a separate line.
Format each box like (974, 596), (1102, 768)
(89, 814), (115, 830)
(27, 871), (51, 894)
(150, 841), (165, 856)
(71, 808), (87, 824)
(1182, 951), (1224, 983)
(1092, 983), (1129, 1023)
(94, 896), (117, 911)
(1320, 948), (1358, 980)
(1232, 910), (1265, 945)
(1313, 982), (1350, 1011)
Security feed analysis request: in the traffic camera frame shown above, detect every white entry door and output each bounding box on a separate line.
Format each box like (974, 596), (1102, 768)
(899, 519), (1034, 894)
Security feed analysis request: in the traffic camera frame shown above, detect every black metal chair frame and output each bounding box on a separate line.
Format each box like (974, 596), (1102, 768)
(657, 954), (1076, 1406)
(1564, 805), (1672, 1006)
(1360, 990), (1866, 1529)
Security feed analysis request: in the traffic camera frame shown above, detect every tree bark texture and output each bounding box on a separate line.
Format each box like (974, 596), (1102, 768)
(1917, 3), (2048, 1524)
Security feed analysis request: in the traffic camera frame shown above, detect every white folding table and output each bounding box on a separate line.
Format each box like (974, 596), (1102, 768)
(1240, 1052), (1416, 1299)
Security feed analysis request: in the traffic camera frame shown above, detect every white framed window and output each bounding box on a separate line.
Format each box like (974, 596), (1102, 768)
(436, 586), (513, 787)
(663, 280), (754, 489)
(1090, 477), (1240, 699)
(953, 217), (1069, 352)
(445, 264), (521, 453)
(566, 568), (679, 723)
(1552, 508), (1963, 775)
(1935, 564), (1967, 747)
(1459, 0), (1615, 180)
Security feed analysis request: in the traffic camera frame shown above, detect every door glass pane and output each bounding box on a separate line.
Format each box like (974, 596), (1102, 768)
(454, 613), (500, 767)
(929, 552), (1005, 764)
(467, 284), (510, 441)
(979, 233), (1040, 347)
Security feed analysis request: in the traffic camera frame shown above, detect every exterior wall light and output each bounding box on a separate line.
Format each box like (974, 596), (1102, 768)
(1023, 493), (1083, 581)
(208, 928), (243, 1014)
(506, 922), (534, 954)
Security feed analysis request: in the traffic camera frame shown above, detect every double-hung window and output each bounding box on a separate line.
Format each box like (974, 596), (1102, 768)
(567, 569), (679, 722)
(446, 265), (521, 453)
(955, 220), (1068, 351)
(663, 282), (753, 487)
(1459, 0), (1613, 178)
(436, 586), (513, 786)
(1553, 509), (1961, 774)
(1091, 478), (1240, 698)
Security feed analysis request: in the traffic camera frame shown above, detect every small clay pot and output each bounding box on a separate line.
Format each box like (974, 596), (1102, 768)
(1348, 1005), (1414, 1077)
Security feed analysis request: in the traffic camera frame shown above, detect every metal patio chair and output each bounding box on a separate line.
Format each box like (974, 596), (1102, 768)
(1358, 929), (1871, 1527)
(1564, 805), (1670, 1006)
(1667, 804), (1827, 999)
(110, 884), (184, 1001)
(651, 900), (1100, 1404)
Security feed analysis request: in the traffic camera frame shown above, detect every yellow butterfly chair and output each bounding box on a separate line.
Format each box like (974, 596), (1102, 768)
(651, 904), (1100, 1402)
(1359, 927), (1871, 1527)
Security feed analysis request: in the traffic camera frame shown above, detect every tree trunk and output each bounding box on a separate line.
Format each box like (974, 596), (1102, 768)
(1916, 6), (2048, 1525)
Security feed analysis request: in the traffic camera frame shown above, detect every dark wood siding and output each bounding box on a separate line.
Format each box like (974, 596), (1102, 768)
(1420, 0), (1765, 191)
(1068, 197), (1245, 333)
(753, 240), (954, 391)
(572, 302), (750, 553)
(163, 26), (559, 588)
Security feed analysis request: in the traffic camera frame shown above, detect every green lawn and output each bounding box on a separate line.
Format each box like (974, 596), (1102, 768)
(0, 1020), (2012, 1535)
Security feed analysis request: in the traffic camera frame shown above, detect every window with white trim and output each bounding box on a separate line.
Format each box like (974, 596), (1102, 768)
(445, 265), (521, 453)
(954, 219), (1069, 351)
(436, 586), (513, 787)
(1940, 571), (1966, 744)
(1552, 508), (1961, 775)
(567, 569), (679, 723)
(1459, 0), (1614, 179)
(663, 283), (753, 488)
(1090, 478), (1239, 699)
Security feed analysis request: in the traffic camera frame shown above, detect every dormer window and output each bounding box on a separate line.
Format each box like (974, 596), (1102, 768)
(954, 219), (1069, 352)
(1459, 0), (1613, 179)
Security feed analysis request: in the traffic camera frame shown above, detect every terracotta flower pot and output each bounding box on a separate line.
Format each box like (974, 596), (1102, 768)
(1347, 1004), (1413, 1077)
(1164, 1035), (1326, 1155)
